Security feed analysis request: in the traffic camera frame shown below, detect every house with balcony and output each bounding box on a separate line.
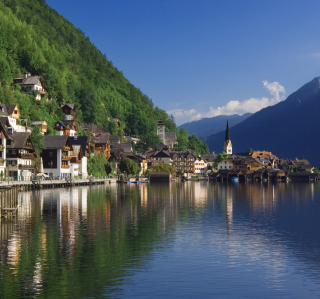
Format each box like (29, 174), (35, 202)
(42, 136), (73, 179)
(6, 132), (36, 181)
(0, 103), (29, 132)
(69, 136), (88, 179)
(61, 103), (77, 121)
(171, 151), (196, 176)
(54, 120), (77, 137)
(194, 157), (208, 175)
(13, 73), (46, 100)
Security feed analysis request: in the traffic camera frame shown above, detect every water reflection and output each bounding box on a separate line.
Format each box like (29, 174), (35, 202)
(0, 182), (319, 298)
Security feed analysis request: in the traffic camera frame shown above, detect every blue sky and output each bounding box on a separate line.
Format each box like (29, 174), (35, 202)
(46, 0), (320, 125)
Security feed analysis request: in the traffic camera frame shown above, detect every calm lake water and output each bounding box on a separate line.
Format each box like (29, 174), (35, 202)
(1, 181), (320, 298)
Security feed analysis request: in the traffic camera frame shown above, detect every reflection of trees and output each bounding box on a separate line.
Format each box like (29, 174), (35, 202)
(0, 182), (319, 298)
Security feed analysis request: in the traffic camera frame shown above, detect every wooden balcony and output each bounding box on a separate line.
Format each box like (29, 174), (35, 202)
(64, 146), (71, 151)
(18, 164), (35, 170)
(61, 165), (70, 169)
(21, 153), (35, 159)
(62, 155), (71, 160)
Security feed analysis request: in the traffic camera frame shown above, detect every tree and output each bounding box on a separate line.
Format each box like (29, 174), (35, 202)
(247, 148), (254, 154)
(119, 158), (140, 176)
(149, 164), (177, 172)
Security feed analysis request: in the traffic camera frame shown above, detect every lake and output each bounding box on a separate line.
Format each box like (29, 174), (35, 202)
(1, 181), (320, 298)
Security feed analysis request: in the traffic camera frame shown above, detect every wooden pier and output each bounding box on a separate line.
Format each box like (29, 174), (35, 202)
(0, 187), (18, 217)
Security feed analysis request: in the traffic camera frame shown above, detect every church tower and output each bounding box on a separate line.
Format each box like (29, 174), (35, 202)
(223, 119), (232, 154)
(157, 119), (166, 145)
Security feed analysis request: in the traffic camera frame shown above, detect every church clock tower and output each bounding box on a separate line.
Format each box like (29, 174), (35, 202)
(223, 119), (232, 154)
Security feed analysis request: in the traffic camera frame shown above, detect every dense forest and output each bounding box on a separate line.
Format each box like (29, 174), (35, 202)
(0, 0), (208, 155)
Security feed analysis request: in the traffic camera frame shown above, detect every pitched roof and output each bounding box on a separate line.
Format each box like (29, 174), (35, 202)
(5, 105), (17, 115)
(69, 136), (88, 154)
(44, 136), (69, 149)
(109, 135), (120, 145)
(61, 103), (75, 110)
(82, 124), (103, 133)
(31, 121), (47, 126)
(0, 117), (11, 128)
(7, 132), (31, 149)
(55, 120), (75, 128)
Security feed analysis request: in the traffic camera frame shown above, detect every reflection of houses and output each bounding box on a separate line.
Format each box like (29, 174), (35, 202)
(13, 73), (46, 100)
(42, 136), (73, 179)
(6, 132), (36, 180)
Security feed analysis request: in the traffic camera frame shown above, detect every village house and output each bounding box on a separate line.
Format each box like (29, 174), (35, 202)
(150, 150), (172, 165)
(82, 124), (104, 136)
(61, 103), (77, 121)
(13, 73), (46, 100)
(246, 159), (265, 173)
(287, 159), (314, 173)
(69, 136), (88, 179)
(217, 158), (234, 171)
(0, 120), (11, 178)
(171, 151), (196, 176)
(251, 150), (277, 159)
(91, 132), (111, 159)
(0, 103), (29, 132)
(31, 121), (47, 134)
(54, 120), (77, 137)
(6, 132), (36, 181)
(194, 157), (208, 175)
(42, 136), (73, 179)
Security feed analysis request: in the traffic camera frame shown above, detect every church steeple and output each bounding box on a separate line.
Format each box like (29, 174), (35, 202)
(223, 119), (232, 154)
(225, 119), (230, 142)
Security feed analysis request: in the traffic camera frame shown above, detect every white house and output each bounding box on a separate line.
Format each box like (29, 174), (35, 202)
(42, 136), (73, 179)
(13, 73), (46, 100)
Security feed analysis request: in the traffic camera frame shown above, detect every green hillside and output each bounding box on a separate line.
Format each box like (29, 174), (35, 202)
(0, 0), (208, 154)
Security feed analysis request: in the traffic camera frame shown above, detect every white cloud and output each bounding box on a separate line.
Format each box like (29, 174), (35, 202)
(167, 81), (286, 125)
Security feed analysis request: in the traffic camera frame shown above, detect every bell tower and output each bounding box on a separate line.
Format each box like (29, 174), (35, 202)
(223, 119), (232, 154)
(157, 119), (165, 145)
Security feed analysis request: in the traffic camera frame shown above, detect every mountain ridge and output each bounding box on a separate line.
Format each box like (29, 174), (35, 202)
(203, 77), (320, 165)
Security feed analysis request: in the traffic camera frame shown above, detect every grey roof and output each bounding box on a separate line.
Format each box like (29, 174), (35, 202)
(44, 136), (69, 149)
(69, 136), (88, 154)
(55, 120), (75, 127)
(109, 135), (120, 145)
(0, 117), (11, 128)
(61, 103), (75, 110)
(7, 132), (31, 149)
(31, 121), (46, 125)
(82, 124), (103, 133)
(6, 105), (17, 115)
(152, 150), (171, 158)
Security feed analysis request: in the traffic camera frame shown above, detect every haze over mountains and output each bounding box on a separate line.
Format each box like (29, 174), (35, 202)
(178, 113), (252, 137)
(202, 77), (320, 165)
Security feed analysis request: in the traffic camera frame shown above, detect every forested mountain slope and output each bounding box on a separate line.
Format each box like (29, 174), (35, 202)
(0, 0), (179, 147)
(203, 77), (320, 165)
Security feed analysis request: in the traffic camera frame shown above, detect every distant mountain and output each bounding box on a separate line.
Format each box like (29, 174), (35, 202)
(178, 113), (252, 137)
(202, 77), (320, 165)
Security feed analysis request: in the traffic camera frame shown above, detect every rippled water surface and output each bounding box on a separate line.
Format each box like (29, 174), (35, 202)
(1, 182), (320, 298)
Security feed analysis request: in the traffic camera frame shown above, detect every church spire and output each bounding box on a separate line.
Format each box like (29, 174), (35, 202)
(223, 119), (232, 154)
(225, 119), (230, 141)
